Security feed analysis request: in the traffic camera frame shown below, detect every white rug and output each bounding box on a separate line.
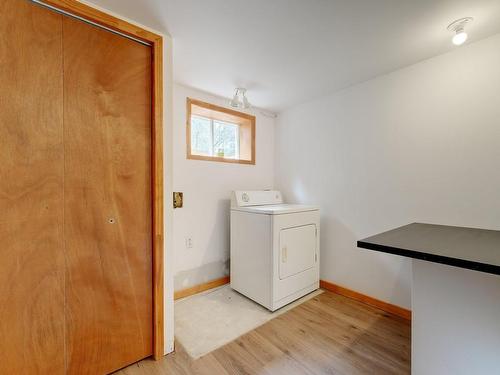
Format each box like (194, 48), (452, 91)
(174, 285), (323, 359)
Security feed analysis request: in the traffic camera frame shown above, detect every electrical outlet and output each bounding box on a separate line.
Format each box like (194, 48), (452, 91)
(185, 237), (193, 249)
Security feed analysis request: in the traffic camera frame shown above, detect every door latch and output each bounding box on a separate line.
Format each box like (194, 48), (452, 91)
(173, 192), (183, 209)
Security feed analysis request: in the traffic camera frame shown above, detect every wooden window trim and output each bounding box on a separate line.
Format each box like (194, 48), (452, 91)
(187, 98), (256, 165)
(37, 0), (165, 359)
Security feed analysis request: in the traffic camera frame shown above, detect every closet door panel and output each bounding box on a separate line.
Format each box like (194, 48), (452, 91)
(63, 18), (153, 374)
(0, 1), (65, 374)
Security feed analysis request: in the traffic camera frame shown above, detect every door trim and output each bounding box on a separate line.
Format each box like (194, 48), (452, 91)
(36, 0), (165, 360)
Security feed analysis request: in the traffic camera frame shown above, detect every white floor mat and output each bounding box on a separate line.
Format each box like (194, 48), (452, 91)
(174, 285), (323, 359)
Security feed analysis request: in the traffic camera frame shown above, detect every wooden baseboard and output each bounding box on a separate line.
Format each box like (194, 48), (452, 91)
(174, 276), (230, 300)
(173, 277), (410, 320)
(320, 280), (411, 321)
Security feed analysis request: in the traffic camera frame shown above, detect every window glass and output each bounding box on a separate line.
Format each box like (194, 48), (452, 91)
(213, 120), (239, 159)
(191, 115), (212, 156)
(190, 116), (240, 158)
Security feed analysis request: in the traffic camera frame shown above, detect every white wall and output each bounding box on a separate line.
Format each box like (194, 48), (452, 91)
(275, 33), (500, 309)
(173, 84), (275, 291)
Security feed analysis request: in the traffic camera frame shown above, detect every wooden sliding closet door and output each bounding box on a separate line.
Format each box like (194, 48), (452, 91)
(0, 1), (65, 374)
(63, 18), (153, 374)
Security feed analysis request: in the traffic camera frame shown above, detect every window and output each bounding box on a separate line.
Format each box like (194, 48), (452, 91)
(187, 98), (255, 164)
(191, 116), (239, 159)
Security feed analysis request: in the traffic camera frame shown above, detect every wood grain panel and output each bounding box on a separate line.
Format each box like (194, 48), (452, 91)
(38, 0), (164, 357)
(63, 17), (153, 374)
(0, 0), (65, 373)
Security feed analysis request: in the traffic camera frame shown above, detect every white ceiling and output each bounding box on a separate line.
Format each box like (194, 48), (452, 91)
(88, 0), (500, 112)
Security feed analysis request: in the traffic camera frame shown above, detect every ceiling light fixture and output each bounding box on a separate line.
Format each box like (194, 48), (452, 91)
(229, 88), (251, 109)
(447, 17), (473, 46)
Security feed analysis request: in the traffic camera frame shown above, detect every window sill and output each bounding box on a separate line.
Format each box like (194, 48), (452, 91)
(187, 154), (255, 165)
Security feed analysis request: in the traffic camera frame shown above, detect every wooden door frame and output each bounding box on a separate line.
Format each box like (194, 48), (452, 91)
(37, 0), (165, 360)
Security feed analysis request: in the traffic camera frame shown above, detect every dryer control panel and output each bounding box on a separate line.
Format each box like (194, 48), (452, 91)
(231, 190), (283, 207)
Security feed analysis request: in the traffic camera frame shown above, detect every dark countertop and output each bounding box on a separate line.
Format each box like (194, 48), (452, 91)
(357, 223), (500, 276)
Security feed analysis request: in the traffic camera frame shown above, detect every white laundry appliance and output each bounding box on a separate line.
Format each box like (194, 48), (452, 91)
(230, 190), (320, 311)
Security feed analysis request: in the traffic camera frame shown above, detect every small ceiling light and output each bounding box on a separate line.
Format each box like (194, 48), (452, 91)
(447, 17), (473, 46)
(229, 88), (251, 109)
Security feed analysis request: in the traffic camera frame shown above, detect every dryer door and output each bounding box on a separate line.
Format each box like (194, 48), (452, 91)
(279, 224), (317, 280)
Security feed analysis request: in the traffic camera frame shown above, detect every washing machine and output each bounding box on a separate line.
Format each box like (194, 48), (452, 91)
(230, 190), (320, 311)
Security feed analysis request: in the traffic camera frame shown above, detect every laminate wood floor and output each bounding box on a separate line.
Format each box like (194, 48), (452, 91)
(115, 291), (410, 375)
